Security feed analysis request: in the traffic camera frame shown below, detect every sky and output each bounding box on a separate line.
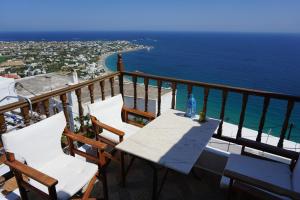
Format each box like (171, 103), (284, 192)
(1, 0), (300, 33)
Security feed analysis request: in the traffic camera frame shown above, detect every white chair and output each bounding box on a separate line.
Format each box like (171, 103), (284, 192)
(2, 112), (109, 200)
(88, 94), (155, 186)
(223, 153), (300, 200)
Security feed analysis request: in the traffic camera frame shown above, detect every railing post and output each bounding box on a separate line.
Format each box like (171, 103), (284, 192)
(0, 113), (7, 134)
(117, 54), (124, 97)
(75, 88), (84, 132)
(202, 87), (209, 115)
(60, 93), (70, 129)
(187, 84), (193, 97)
(144, 77), (149, 112)
(88, 84), (95, 104)
(42, 99), (50, 117)
(236, 94), (248, 139)
(100, 81), (105, 101)
(171, 82), (177, 109)
(157, 80), (162, 117)
(256, 97), (270, 142)
(278, 100), (294, 148)
(217, 90), (228, 137)
(132, 75), (137, 109)
(109, 77), (115, 97)
(21, 106), (30, 126)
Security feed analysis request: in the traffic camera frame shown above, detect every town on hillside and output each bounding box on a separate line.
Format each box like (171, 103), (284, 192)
(0, 40), (150, 80)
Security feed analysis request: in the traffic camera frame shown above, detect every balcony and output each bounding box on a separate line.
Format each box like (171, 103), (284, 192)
(0, 54), (299, 200)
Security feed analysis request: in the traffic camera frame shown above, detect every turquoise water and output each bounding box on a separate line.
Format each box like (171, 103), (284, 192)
(105, 32), (300, 142)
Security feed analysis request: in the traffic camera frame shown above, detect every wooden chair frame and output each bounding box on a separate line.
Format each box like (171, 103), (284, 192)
(4, 128), (109, 200)
(90, 106), (155, 186)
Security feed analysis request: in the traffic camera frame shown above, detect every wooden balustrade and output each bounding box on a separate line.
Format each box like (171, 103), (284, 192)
(0, 72), (119, 115)
(0, 71), (119, 140)
(122, 70), (300, 160)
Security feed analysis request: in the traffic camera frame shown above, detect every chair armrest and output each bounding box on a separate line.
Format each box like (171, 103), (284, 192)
(90, 116), (125, 137)
(122, 106), (155, 120)
(4, 159), (58, 188)
(64, 129), (107, 150)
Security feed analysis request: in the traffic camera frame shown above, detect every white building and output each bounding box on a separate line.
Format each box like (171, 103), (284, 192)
(0, 77), (17, 106)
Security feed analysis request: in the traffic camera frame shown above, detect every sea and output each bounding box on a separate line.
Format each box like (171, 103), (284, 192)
(1, 31), (300, 142)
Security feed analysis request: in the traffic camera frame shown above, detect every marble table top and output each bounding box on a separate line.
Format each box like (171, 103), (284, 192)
(116, 109), (220, 174)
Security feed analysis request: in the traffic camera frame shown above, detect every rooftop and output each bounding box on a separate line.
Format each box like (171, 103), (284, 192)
(16, 73), (171, 101)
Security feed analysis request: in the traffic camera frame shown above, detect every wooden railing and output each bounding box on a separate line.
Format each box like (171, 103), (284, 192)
(121, 70), (300, 160)
(0, 54), (299, 162)
(0, 72), (121, 134)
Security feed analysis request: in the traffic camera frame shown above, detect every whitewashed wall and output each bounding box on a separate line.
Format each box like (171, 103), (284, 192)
(0, 77), (17, 106)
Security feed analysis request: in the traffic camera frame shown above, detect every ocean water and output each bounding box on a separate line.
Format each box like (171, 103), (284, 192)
(1, 31), (300, 142)
(105, 32), (300, 142)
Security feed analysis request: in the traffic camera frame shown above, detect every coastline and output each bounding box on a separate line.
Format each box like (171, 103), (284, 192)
(99, 46), (148, 74)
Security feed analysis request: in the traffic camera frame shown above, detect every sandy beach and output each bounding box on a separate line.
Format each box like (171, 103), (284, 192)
(97, 46), (148, 74)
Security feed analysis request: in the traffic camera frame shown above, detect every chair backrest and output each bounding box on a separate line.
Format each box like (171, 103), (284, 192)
(293, 157), (300, 192)
(1, 112), (66, 168)
(88, 94), (123, 127)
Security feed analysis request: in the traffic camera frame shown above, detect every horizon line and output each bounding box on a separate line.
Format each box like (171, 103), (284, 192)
(1, 30), (300, 35)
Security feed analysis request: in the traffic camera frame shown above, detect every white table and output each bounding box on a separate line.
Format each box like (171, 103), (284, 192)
(116, 109), (220, 199)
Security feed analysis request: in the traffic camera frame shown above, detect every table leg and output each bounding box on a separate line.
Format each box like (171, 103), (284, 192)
(148, 162), (158, 200)
(148, 161), (169, 200)
(227, 178), (233, 200)
(120, 152), (125, 187)
(157, 169), (169, 197)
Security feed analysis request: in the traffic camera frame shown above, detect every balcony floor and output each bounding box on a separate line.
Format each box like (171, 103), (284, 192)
(94, 158), (227, 200)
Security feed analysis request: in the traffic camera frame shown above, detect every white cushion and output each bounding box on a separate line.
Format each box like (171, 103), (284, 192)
(2, 112), (66, 168)
(88, 94), (141, 143)
(30, 154), (98, 200)
(225, 154), (292, 191)
(1, 112), (98, 199)
(88, 94), (123, 127)
(100, 122), (140, 143)
(292, 158), (300, 193)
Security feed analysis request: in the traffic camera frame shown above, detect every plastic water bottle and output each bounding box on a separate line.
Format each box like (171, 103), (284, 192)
(185, 94), (196, 118)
